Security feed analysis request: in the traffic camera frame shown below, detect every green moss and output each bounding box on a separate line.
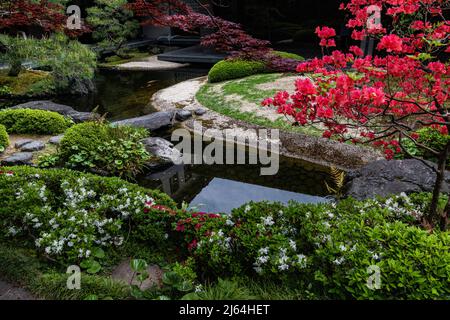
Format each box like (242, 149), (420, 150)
(0, 70), (55, 97)
(0, 109), (73, 135)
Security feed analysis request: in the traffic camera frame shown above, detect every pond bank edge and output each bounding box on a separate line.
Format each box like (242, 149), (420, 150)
(152, 77), (383, 171)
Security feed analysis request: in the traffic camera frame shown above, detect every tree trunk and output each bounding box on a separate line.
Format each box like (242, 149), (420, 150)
(428, 142), (450, 231)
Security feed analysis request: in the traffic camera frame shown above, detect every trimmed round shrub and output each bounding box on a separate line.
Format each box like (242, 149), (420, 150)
(0, 166), (176, 264)
(58, 122), (150, 178)
(208, 60), (267, 83)
(208, 51), (304, 83)
(0, 124), (9, 151)
(0, 108), (72, 134)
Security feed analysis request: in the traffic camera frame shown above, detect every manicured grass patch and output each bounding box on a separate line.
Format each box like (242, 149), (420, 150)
(197, 73), (321, 136)
(0, 70), (55, 97)
(0, 108), (72, 135)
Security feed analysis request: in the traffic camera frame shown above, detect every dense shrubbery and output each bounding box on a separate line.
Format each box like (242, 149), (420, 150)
(54, 122), (150, 178)
(208, 51), (304, 83)
(1, 166), (449, 299)
(0, 109), (72, 134)
(0, 124), (9, 152)
(0, 166), (176, 265)
(150, 193), (450, 299)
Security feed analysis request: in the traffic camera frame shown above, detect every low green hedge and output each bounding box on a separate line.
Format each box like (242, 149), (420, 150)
(0, 124), (9, 151)
(208, 51), (304, 83)
(0, 108), (72, 135)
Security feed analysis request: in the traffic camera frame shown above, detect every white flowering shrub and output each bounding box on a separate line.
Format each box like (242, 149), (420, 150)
(0, 167), (177, 263)
(174, 194), (450, 299)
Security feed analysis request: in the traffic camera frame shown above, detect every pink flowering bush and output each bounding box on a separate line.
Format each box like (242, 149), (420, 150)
(262, 0), (450, 229)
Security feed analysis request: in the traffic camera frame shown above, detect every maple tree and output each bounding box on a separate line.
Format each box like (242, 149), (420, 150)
(263, 0), (450, 230)
(128, 0), (298, 68)
(0, 0), (86, 36)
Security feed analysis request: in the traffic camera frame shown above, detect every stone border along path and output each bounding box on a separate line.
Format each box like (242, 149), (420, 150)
(151, 77), (383, 171)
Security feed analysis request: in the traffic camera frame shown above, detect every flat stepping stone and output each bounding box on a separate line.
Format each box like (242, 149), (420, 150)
(15, 139), (34, 149)
(20, 141), (45, 152)
(1, 152), (33, 166)
(112, 259), (163, 290)
(49, 135), (64, 145)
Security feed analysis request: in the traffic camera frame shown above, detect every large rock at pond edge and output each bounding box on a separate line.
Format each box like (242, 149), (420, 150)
(10, 100), (99, 123)
(344, 159), (450, 200)
(1, 152), (33, 166)
(141, 137), (182, 164)
(112, 111), (175, 131)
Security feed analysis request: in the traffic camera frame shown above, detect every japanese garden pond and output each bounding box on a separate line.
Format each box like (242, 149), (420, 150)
(1, 67), (329, 213)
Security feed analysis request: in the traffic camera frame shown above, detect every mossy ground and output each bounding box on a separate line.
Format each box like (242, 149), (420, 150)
(0, 70), (54, 97)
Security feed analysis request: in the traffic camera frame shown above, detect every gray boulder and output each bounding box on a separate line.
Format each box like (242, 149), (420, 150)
(20, 141), (45, 152)
(49, 135), (64, 145)
(11, 100), (74, 114)
(14, 139), (34, 149)
(195, 108), (207, 116)
(176, 109), (192, 122)
(344, 159), (450, 200)
(113, 111), (174, 131)
(1, 152), (33, 166)
(10, 100), (99, 123)
(141, 137), (182, 164)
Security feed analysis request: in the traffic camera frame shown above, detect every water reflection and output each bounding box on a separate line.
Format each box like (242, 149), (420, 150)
(138, 157), (329, 214)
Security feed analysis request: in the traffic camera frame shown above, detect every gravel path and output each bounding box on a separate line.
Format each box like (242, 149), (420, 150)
(0, 280), (36, 300)
(115, 56), (189, 71)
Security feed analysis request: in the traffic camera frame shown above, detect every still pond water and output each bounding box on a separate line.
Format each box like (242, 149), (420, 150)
(2, 68), (329, 213)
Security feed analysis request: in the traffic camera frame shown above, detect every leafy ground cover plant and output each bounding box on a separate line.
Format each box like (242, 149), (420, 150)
(56, 122), (150, 178)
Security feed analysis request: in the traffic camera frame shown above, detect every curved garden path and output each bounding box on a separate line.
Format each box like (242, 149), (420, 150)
(151, 75), (382, 170)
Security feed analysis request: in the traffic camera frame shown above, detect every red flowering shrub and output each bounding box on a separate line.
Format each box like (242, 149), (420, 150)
(263, 0), (450, 229)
